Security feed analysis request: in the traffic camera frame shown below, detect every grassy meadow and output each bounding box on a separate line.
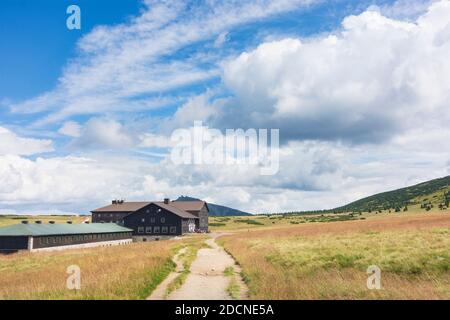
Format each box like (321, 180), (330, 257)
(0, 235), (203, 300)
(217, 210), (450, 299)
(209, 205), (449, 231)
(0, 207), (448, 300)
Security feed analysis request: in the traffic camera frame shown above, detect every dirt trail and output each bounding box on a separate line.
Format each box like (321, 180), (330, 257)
(167, 234), (248, 300)
(147, 247), (186, 300)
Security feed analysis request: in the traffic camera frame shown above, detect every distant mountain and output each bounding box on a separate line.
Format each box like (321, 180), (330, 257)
(334, 175), (450, 213)
(175, 196), (251, 216)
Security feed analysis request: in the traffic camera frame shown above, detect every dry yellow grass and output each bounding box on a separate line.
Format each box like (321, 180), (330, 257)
(0, 236), (204, 300)
(219, 212), (450, 299)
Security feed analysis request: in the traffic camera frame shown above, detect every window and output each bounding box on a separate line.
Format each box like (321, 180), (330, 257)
(146, 209), (150, 213)
(161, 217), (165, 223)
(170, 226), (177, 234)
(141, 218), (145, 223)
(153, 226), (160, 234)
(138, 227), (144, 234)
(150, 217), (155, 223)
(146, 227), (152, 234)
(162, 226), (168, 233)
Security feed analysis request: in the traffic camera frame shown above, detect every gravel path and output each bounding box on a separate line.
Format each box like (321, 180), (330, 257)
(168, 234), (248, 300)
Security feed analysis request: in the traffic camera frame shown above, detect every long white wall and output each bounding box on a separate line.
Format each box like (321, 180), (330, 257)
(30, 238), (132, 253)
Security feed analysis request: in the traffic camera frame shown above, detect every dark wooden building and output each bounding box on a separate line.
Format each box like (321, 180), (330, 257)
(91, 198), (209, 239)
(0, 222), (132, 253)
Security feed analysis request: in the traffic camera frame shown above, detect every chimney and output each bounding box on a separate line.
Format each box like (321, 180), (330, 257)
(35, 221), (42, 224)
(49, 221), (55, 224)
(164, 198), (170, 204)
(21, 221), (28, 224)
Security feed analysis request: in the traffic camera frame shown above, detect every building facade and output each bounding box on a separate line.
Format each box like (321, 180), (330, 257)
(0, 222), (133, 253)
(91, 198), (209, 239)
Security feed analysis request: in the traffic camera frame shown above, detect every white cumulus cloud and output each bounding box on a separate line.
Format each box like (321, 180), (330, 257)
(218, 0), (450, 144)
(0, 126), (53, 156)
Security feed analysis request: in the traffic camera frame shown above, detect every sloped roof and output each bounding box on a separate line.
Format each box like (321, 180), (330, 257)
(91, 200), (207, 219)
(91, 202), (151, 213)
(170, 201), (207, 212)
(0, 223), (132, 237)
(153, 202), (198, 219)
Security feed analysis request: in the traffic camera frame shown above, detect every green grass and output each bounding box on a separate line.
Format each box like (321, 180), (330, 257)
(234, 219), (264, 225)
(226, 277), (241, 300)
(223, 266), (242, 299)
(135, 259), (176, 299)
(224, 266), (235, 277)
(261, 229), (450, 275)
(165, 270), (190, 297)
(209, 222), (226, 227)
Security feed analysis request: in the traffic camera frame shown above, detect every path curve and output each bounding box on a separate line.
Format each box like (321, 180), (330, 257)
(147, 247), (187, 300)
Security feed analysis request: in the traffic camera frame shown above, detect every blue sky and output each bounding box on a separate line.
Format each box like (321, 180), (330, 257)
(1, 0), (395, 139)
(0, 0), (142, 99)
(0, 0), (448, 214)
(0, 0), (400, 100)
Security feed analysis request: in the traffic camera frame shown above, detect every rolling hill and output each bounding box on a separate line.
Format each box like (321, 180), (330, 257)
(334, 175), (450, 213)
(175, 196), (251, 216)
(274, 175), (450, 216)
